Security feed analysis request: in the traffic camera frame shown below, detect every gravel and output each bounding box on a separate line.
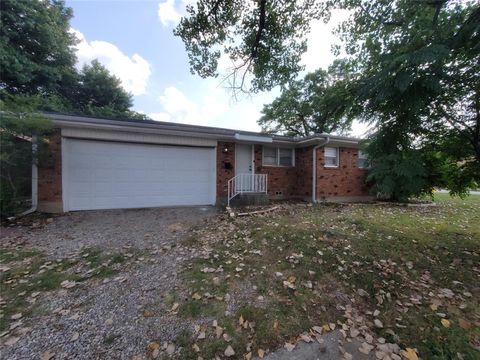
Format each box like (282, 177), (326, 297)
(1, 206), (218, 360)
(11, 206), (217, 257)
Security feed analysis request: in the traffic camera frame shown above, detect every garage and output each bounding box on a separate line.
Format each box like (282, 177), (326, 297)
(63, 138), (216, 211)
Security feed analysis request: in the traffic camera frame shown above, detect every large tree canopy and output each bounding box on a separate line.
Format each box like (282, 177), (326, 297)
(259, 68), (354, 136)
(177, 0), (480, 198)
(174, 0), (319, 94)
(0, 0), (77, 95)
(0, 0), (146, 120)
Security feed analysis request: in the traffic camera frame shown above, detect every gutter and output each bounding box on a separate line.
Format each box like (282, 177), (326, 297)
(312, 136), (330, 203)
(20, 135), (38, 216)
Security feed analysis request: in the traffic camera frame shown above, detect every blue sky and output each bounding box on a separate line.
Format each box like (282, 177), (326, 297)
(67, 0), (367, 135)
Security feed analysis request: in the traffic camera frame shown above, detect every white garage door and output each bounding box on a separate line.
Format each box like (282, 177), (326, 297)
(63, 139), (216, 211)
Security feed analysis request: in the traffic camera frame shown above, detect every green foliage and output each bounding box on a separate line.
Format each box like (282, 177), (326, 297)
(366, 151), (429, 202)
(0, 0), (145, 120)
(258, 67), (355, 136)
(326, 0), (480, 199)
(174, 0), (320, 93)
(0, 0), (77, 94)
(0, 94), (53, 216)
(74, 59), (134, 116)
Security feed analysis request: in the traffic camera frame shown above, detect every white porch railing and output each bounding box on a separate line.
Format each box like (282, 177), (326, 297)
(227, 173), (268, 206)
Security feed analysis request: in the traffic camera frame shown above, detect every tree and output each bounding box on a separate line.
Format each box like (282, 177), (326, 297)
(0, 0), (77, 95)
(177, 0), (480, 197)
(174, 0), (320, 94)
(75, 60), (134, 117)
(0, 94), (52, 216)
(331, 1), (480, 198)
(258, 68), (354, 136)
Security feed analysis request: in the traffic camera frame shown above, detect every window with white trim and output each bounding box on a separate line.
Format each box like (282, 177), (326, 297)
(324, 147), (339, 167)
(262, 146), (294, 167)
(358, 150), (368, 168)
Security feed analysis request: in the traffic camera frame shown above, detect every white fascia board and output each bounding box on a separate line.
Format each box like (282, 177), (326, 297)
(234, 133), (273, 143)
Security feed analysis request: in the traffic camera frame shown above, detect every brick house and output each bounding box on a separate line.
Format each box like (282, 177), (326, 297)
(37, 113), (371, 213)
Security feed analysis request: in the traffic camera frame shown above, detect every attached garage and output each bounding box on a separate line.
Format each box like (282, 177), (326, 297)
(62, 138), (216, 211)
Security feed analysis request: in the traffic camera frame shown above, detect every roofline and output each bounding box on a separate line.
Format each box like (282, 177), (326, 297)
(42, 112), (363, 146)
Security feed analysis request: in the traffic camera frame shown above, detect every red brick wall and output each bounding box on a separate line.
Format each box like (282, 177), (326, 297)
(294, 146), (313, 199)
(253, 145), (298, 198)
(315, 147), (369, 198)
(216, 141), (235, 199)
(38, 129), (63, 212)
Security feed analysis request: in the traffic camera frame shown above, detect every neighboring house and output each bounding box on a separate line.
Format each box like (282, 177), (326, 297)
(37, 113), (372, 213)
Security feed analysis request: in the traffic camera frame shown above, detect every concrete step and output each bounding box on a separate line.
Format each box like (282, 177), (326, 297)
(229, 193), (269, 207)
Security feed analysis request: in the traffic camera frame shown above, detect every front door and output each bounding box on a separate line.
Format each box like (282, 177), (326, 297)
(235, 144), (253, 191)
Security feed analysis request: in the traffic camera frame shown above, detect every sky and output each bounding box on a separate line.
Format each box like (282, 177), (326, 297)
(67, 0), (368, 136)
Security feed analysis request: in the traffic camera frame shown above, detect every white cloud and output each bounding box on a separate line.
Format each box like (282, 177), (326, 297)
(158, 0), (195, 27)
(72, 29), (151, 96)
(301, 10), (350, 71)
(148, 81), (272, 132)
(150, 84), (228, 126)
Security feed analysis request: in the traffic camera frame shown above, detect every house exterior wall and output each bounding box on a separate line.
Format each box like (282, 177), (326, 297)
(36, 134), (371, 213)
(38, 129), (63, 213)
(315, 147), (370, 201)
(216, 141), (235, 203)
(253, 145), (298, 198)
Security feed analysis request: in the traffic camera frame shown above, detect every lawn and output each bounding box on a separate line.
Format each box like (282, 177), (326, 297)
(178, 193), (480, 359)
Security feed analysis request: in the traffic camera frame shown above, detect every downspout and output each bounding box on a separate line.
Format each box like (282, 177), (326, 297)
(312, 136), (330, 203)
(20, 135), (38, 216)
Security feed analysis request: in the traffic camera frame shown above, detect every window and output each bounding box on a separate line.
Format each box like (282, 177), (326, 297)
(358, 150), (368, 168)
(263, 147), (277, 166)
(262, 147), (294, 167)
(279, 148), (293, 166)
(324, 147), (338, 167)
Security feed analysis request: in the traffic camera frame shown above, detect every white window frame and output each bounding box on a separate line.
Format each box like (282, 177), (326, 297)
(324, 147), (339, 168)
(358, 150), (368, 169)
(262, 146), (295, 167)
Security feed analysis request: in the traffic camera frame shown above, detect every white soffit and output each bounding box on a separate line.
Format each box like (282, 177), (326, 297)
(234, 133), (273, 143)
(61, 127), (217, 147)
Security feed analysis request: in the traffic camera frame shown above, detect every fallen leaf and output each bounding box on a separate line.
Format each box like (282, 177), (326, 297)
(166, 343), (175, 355)
(400, 348), (419, 360)
(192, 343), (200, 352)
(358, 342), (374, 355)
(192, 293), (201, 300)
(441, 319), (450, 328)
(374, 319), (383, 328)
(41, 351), (55, 360)
(458, 318), (471, 330)
(258, 349), (265, 358)
(245, 352), (252, 360)
(10, 313), (22, 320)
(170, 303), (179, 312)
(224, 345), (235, 357)
(284, 342), (295, 352)
(4, 336), (20, 346)
(148, 342), (160, 351)
(197, 331), (206, 340)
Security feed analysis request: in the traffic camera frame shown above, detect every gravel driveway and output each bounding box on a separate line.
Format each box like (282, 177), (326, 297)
(1, 206), (218, 360)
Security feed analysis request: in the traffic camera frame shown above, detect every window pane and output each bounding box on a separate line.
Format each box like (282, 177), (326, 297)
(358, 150), (367, 159)
(263, 147), (277, 165)
(325, 147), (337, 157)
(325, 156), (337, 166)
(324, 147), (338, 166)
(279, 148), (292, 166)
(358, 158), (367, 168)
